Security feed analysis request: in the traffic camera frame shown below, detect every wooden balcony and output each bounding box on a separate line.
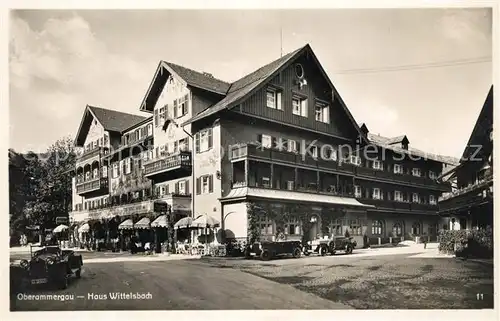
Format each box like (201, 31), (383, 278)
(76, 147), (108, 165)
(357, 198), (438, 213)
(143, 151), (192, 181)
(76, 177), (108, 195)
(230, 144), (354, 175)
(354, 166), (450, 191)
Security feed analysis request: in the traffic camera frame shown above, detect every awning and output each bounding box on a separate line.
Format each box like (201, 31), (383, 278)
(118, 219), (134, 230)
(134, 217), (151, 229)
(53, 224), (69, 233)
(174, 216), (194, 230)
(220, 187), (374, 208)
(151, 215), (168, 228)
(78, 223), (90, 233)
(192, 214), (220, 228)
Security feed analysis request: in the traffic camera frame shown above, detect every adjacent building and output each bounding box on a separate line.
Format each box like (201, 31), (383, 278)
(438, 86), (493, 230)
(69, 44), (458, 248)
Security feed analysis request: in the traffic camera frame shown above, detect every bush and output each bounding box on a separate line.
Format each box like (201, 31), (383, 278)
(438, 228), (493, 258)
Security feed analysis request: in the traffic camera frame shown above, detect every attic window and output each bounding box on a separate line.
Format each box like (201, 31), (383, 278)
(94, 120), (97, 125)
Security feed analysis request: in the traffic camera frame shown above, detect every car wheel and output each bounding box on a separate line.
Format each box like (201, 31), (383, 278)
(75, 268), (81, 279)
(319, 246), (328, 256)
(304, 251), (310, 256)
(260, 250), (271, 261)
(292, 247), (302, 258)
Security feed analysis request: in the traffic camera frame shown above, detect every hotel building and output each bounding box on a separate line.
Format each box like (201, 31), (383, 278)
(69, 44), (457, 248)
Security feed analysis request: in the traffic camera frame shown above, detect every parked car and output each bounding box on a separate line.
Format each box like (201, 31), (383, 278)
(15, 245), (83, 289)
(246, 240), (303, 260)
(303, 236), (357, 256)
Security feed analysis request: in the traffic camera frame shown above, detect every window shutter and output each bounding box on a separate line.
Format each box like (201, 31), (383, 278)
(276, 92), (282, 110)
(195, 133), (200, 153)
(208, 129), (213, 149)
(271, 136), (277, 148)
(117, 162), (121, 176)
(175, 182), (179, 194)
(257, 134), (262, 144)
(185, 180), (190, 195)
(148, 124), (153, 136)
(196, 177), (201, 195)
(209, 175), (214, 193)
(173, 99), (178, 118)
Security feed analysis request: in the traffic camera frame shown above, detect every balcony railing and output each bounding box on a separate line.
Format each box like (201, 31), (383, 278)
(439, 173), (493, 202)
(76, 147), (108, 163)
(76, 177), (108, 194)
(143, 151), (192, 176)
(357, 198), (438, 212)
(230, 180), (355, 198)
(230, 143), (449, 190)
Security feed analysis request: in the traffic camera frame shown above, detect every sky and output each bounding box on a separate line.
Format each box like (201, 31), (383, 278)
(9, 8), (492, 158)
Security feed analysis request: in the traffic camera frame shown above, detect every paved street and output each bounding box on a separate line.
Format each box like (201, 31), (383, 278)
(10, 247), (493, 310)
(10, 253), (348, 311)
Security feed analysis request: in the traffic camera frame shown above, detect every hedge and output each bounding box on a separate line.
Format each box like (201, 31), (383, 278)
(438, 228), (493, 258)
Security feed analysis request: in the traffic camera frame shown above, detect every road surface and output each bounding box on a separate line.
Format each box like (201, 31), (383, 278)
(10, 257), (350, 311)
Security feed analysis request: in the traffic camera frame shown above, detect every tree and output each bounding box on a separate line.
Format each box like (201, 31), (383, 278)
(20, 136), (76, 244)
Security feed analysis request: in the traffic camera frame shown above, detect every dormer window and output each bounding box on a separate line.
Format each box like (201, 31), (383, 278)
(266, 88), (282, 110)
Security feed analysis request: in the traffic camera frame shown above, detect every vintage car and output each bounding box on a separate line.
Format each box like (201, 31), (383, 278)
(303, 236), (357, 256)
(16, 245), (83, 289)
(246, 240), (303, 260)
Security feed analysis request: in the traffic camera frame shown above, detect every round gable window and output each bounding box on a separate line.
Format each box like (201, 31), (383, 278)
(295, 63), (304, 79)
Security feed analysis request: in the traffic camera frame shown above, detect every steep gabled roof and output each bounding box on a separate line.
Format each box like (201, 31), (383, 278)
(164, 62), (230, 94)
(460, 85), (493, 163)
(183, 44), (368, 143)
(184, 46), (303, 125)
(367, 133), (459, 165)
(74, 105), (148, 146)
(139, 61), (230, 112)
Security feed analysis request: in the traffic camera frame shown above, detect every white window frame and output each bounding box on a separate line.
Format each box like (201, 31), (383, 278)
(394, 190), (403, 202)
(101, 166), (108, 178)
(412, 193), (420, 203)
(315, 101), (330, 123)
(412, 168), (421, 177)
(354, 185), (362, 198)
(147, 124), (153, 136)
(292, 96), (308, 117)
(262, 177), (271, 188)
(372, 188), (381, 200)
(287, 140), (297, 153)
(372, 160), (382, 170)
(429, 195), (436, 205)
(261, 134), (272, 148)
(266, 89), (282, 110)
(178, 181), (186, 195)
(429, 171), (436, 179)
(112, 163), (118, 178)
(350, 155), (361, 166)
(311, 145), (318, 158)
(199, 130), (210, 152)
(394, 164), (403, 174)
(125, 158), (131, 174)
(286, 180), (294, 191)
(160, 186), (166, 196)
(201, 176), (210, 194)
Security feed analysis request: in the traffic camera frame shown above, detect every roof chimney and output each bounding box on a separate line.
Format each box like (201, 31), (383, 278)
(203, 72), (214, 78)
